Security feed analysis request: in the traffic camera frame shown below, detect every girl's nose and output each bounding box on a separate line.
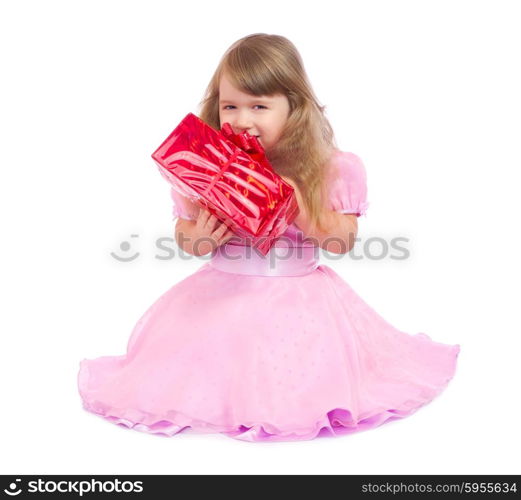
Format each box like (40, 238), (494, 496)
(234, 111), (253, 134)
(234, 125), (255, 136)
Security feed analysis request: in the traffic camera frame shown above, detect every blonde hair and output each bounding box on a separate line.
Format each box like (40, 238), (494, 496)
(197, 33), (339, 234)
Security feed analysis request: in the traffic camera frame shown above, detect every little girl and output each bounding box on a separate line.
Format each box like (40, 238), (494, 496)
(78, 33), (460, 443)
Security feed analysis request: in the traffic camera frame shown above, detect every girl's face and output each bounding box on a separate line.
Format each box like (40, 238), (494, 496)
(218, 72), (291, 151)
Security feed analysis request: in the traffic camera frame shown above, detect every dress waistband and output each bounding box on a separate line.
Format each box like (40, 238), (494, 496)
(208, 244), (320, 277)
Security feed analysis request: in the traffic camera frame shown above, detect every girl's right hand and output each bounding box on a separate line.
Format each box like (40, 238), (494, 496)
(191, 208), (236, 255)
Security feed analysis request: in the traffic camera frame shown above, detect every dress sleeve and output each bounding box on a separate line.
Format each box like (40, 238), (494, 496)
(170, 187), (199, 221)
(327, 151), (369, 217)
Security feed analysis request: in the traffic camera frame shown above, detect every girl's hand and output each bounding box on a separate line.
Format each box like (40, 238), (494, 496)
(191, 208), (235, 255)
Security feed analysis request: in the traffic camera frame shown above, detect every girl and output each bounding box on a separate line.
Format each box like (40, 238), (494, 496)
(78, 33), (460, 443)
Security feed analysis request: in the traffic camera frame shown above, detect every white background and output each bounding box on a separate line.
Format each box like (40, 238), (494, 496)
(1, 0), (519, 475)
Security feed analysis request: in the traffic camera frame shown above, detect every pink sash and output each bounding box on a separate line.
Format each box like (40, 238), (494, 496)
(208, 244), (320, 277)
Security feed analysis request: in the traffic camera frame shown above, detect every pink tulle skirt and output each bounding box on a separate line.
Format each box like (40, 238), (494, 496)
(78, 262), (460, 442)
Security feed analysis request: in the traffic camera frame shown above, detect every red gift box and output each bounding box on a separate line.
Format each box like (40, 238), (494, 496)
(151, 112), (299, 255)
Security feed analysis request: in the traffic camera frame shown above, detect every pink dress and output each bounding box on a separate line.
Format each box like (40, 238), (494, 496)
(77, 149), (460, 442)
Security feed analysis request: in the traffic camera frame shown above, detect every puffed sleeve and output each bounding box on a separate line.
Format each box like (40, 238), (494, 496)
(170, 187), (199, 221)
(327, 150), (369, 217)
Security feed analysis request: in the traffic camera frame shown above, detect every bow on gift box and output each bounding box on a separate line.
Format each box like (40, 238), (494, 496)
(219, 123), (279, 183)
(220, 123), (265, 157)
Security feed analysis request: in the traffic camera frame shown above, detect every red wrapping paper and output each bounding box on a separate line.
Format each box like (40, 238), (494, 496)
(151, 112), (299, 255)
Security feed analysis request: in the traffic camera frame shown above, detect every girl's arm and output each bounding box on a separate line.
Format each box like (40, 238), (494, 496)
(281, 176), (358, 254)
(295, 209), (358, 255)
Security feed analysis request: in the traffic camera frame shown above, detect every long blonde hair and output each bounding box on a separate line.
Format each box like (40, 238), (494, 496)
(197, 33), (339, 234)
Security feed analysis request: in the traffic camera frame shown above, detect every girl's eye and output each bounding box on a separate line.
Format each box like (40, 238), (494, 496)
(222, 105), (267, 110)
